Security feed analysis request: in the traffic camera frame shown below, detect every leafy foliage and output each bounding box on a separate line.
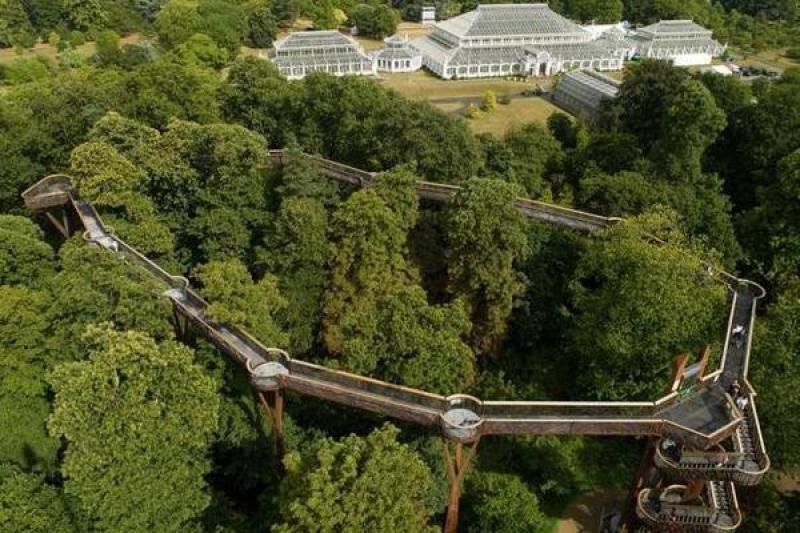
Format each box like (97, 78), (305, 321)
(48, 326), (219, 532)
(569, 209), (727, 399)
(446, 177), (530, 354)
(0, 472), (75, 532)
(274, 424), (438, 533)
(462, 471), (547, 533)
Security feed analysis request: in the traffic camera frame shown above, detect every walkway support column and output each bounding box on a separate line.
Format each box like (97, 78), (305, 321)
(45, 210), (70, 239)
(443, 437), (479, 533)
(171, 306), (195, 345)
(621, 437), (658, 532)
(683, 478), (705, 503)
(259, 390), (286, 464)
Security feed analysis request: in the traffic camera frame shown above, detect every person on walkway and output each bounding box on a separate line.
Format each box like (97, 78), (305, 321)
(736, 394), (749, 412)
(728, 380), (740, 398)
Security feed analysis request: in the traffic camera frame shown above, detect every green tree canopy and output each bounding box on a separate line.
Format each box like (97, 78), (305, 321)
(373, 285), (475, 394)
(349, 4), (398, 38)
(274, 424), (437, 533)
(0, 472), (75, 533)
(195, 258), (289, 347)
(569, 209), (728, 399)
(649, 78), (726, 180)
(47, 241), (174, 360)
(446, 177), (530, 355)
(462, 471), (547, 533)
(260, 197), (329, 354)
(0, 286), (60, 473)
(0, 215), (54, 287)
(750, 277), (800, 470)
(502, 123), (564, 197)
(322, 187), (413, 363)
(48, 326), (219, 532)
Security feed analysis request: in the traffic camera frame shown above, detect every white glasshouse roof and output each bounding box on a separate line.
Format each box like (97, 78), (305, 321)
(554, 69), (620, 113)
(436, 4), (587, 37)
(275, 31), (357, 50)
(637, 20), (711, 35)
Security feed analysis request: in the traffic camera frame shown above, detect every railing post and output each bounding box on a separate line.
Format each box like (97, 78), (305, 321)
(668, 353), (690, 394)
(442, 437), (479, 533)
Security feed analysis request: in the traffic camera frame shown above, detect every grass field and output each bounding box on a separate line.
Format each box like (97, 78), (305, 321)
(731, 47), (800, 72)
(380, 68), (553, 100)
(378, 69), (559, 135)
(463, 97), (561, 136)
(0, 34), (142, 67)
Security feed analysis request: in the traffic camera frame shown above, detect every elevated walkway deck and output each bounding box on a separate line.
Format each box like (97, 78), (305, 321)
(23, 151), (769, 530)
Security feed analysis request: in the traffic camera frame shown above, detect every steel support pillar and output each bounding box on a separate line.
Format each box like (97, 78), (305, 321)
(46, 210), (69, 239)
(171, 306), (195, 345)
(442, 437), (479, 533)
(259, 390), (286, 468)
(621, 437), (658, 532)
(683, 478), (705, 503)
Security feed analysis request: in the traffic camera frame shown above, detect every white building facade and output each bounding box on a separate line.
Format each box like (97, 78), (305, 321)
(375, 35), (423, 73)
(421, 6), (436, 25)
(629, 20), (725, 66)
(270, 31), (376, 80)
(409, 5), (725, 79)
(409, 4), (635, 79)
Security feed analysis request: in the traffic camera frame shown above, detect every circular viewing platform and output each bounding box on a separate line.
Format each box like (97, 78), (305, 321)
(247, 349), (291, 391)
(440, 394), (483, 442)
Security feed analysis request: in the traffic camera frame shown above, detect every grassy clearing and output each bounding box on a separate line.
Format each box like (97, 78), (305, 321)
(461, 97), (561, 136)
(379, 68), (553, 100)
(0, 34), (142, 67)
(732, 47), (800, 72)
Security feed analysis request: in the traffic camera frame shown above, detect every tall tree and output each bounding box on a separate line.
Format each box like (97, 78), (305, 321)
(569, 209), (728, 400)
(195, 258), (289, 347)
(322, 188), (413, 364)
(749, 277), (800, 470)
(462, 471), (547, 533)
(260, 197), (328, 354)
(502, 123), (563, 197)
(47, 241), (174, 361)
(563, 0), (623, 22)
(274, 424), (437, 533)
(0, 0), (34, 47)
(0, 286), (60, 473)
(649, 78), (726, 180)
(48, 326), (219, 532)
(446, 178), (530, 355)
(373, 285), (475, 394)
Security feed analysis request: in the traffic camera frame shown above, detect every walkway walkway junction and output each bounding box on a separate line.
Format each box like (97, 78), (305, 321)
(23, 151), (769, 532)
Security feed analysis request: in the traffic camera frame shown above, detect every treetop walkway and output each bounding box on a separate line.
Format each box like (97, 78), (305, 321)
(22, 151), (769, 532)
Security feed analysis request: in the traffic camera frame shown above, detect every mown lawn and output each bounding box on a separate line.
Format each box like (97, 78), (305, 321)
(731, 47), (799, 72)
(464, 97), (562, 136)
(0, 33), (142, 67)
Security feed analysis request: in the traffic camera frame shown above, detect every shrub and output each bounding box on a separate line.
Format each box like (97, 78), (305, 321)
(482, 90), (497, 111)
(67, 31), (85, 47)
(466, 103), (480, 119)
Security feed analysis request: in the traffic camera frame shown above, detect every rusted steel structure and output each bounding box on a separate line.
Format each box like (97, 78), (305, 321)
(23, 152), (769, 532)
